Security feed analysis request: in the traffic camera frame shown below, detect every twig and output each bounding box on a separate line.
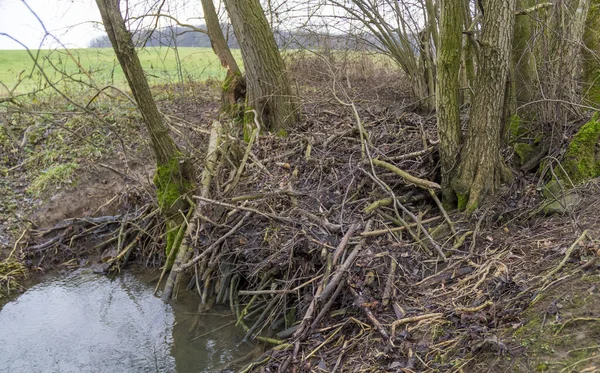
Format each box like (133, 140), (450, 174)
(332, 224), (358, 265)
(178, 211), (252, 272)
(318, 220), (372, 303)
(540, 230), (588, 284)
(360, 216), (442, 237)
(194, 196), (294, 224)
(387, 147), (434, 161)
(348, 284), (390, 341)
(382, 258), (397, 306)
(456, 300), (493, 313)
(299, 210), (342, 232)
(391, 313), (444, 337)
(372, 158), (441, 190)
(429, 189), (457, 237)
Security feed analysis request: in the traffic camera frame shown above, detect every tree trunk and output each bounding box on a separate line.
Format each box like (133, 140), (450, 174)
(543, 0), (591, 122)
(200, 0), (246, 112)
(451, 0), (517, 213)
(460, 0), (476, 105)
(95, 0), (195, 258)
(583, 0), (600, 103)
(222, 0), (298, 132)
(512, 0), (537, 109)
(436, 0), (463, 205)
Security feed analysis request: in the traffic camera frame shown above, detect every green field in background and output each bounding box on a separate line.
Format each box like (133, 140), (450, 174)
(0, 47), (242, 94)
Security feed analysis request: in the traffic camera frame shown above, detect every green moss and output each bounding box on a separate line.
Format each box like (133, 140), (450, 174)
(465, 199), (478, 215)
(153, 155), (194, 259)
(221, 71), (241, 91)
(514, 143), (535, 165)
(456, 193), (468, 211)
(556, 113), (600, 184)
(510, 114), (526, 140)
(164, 220), (186, 267)
(153, 155), (193, 215)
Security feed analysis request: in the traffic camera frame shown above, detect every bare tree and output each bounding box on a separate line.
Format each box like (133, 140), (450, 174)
(328, 0), (438, 109)
(583, 0), (600, 103)
(95, 0), (195, 260)
(223, 0), (298, 132)
(200, 0), (245, 112)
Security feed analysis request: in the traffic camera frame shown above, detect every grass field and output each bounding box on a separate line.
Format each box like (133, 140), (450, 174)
(0, 47), (242, 94)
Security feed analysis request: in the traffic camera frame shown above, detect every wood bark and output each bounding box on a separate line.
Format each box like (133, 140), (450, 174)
(222, 0), (298, 132)
(451, 0), (517, 213)
(436, 0), (463, 204)
(95, 0), (195, 275)
(200, 0), (245, 111)
(512, 0), (537, 108)
(543, 0), (591, 122)
(583, 0), (600, 103)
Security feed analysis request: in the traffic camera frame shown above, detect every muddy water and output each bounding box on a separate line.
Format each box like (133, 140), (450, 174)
(0, 270), (254, 373)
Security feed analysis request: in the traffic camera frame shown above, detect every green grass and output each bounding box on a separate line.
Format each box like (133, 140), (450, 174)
(0, 47), (242, 94)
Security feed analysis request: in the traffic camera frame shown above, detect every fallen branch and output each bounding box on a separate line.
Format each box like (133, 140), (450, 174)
(360, 216), (441, 237)
(348, 284), (390, 341)
(541, 230), (588, 284)
(194, 196), (294, 224)
(318, 220), (372, 303)
(391, 313), (444, 337)
(372, 158), (441, 190)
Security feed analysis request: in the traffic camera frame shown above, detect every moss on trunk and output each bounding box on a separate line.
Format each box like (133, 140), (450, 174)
(153, 154), (195, 262)
(556, 113), (600, 184)
(154, 155), (194, 218)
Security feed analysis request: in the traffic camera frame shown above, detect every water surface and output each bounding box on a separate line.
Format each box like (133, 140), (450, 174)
(0, 270), (253, 373)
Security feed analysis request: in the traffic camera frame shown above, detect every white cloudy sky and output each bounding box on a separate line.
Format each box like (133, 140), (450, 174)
(0, 0), (204, 50)
(0, 0), (352, 50)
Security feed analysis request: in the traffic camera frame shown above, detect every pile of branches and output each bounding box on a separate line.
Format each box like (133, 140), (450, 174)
(15, 81), (599, 371)
(22, 193), (165, 273)
(153, 96), (542, 372)
(160, 87), (600, 371)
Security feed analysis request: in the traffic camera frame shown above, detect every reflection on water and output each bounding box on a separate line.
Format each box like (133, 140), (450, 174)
(0, 270), (253, 373)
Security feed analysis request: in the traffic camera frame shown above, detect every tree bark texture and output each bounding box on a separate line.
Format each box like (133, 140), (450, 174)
(543, 0), (590, 122)
(200, 0), (246, 111)
(95, 0), (194, 230)
(436, 0), (463, 204)
(451, 0), (517, 213)
(583, 0), (600, 103)
(512, 0), (537, 108)
(222, 0), (298, 132)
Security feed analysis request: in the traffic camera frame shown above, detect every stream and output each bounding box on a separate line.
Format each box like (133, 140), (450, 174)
(0, 270), (255, 373)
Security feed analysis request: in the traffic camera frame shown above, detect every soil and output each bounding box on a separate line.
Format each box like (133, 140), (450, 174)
(32, 160), (154, 228)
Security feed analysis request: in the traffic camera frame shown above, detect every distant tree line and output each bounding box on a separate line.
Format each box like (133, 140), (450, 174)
(87, 24), (380, 50)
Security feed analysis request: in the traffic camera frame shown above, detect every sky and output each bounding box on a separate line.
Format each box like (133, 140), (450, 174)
(0, 0), (103, 49)
(0, 0), (356, 50)
(0, 0), (204, 50)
